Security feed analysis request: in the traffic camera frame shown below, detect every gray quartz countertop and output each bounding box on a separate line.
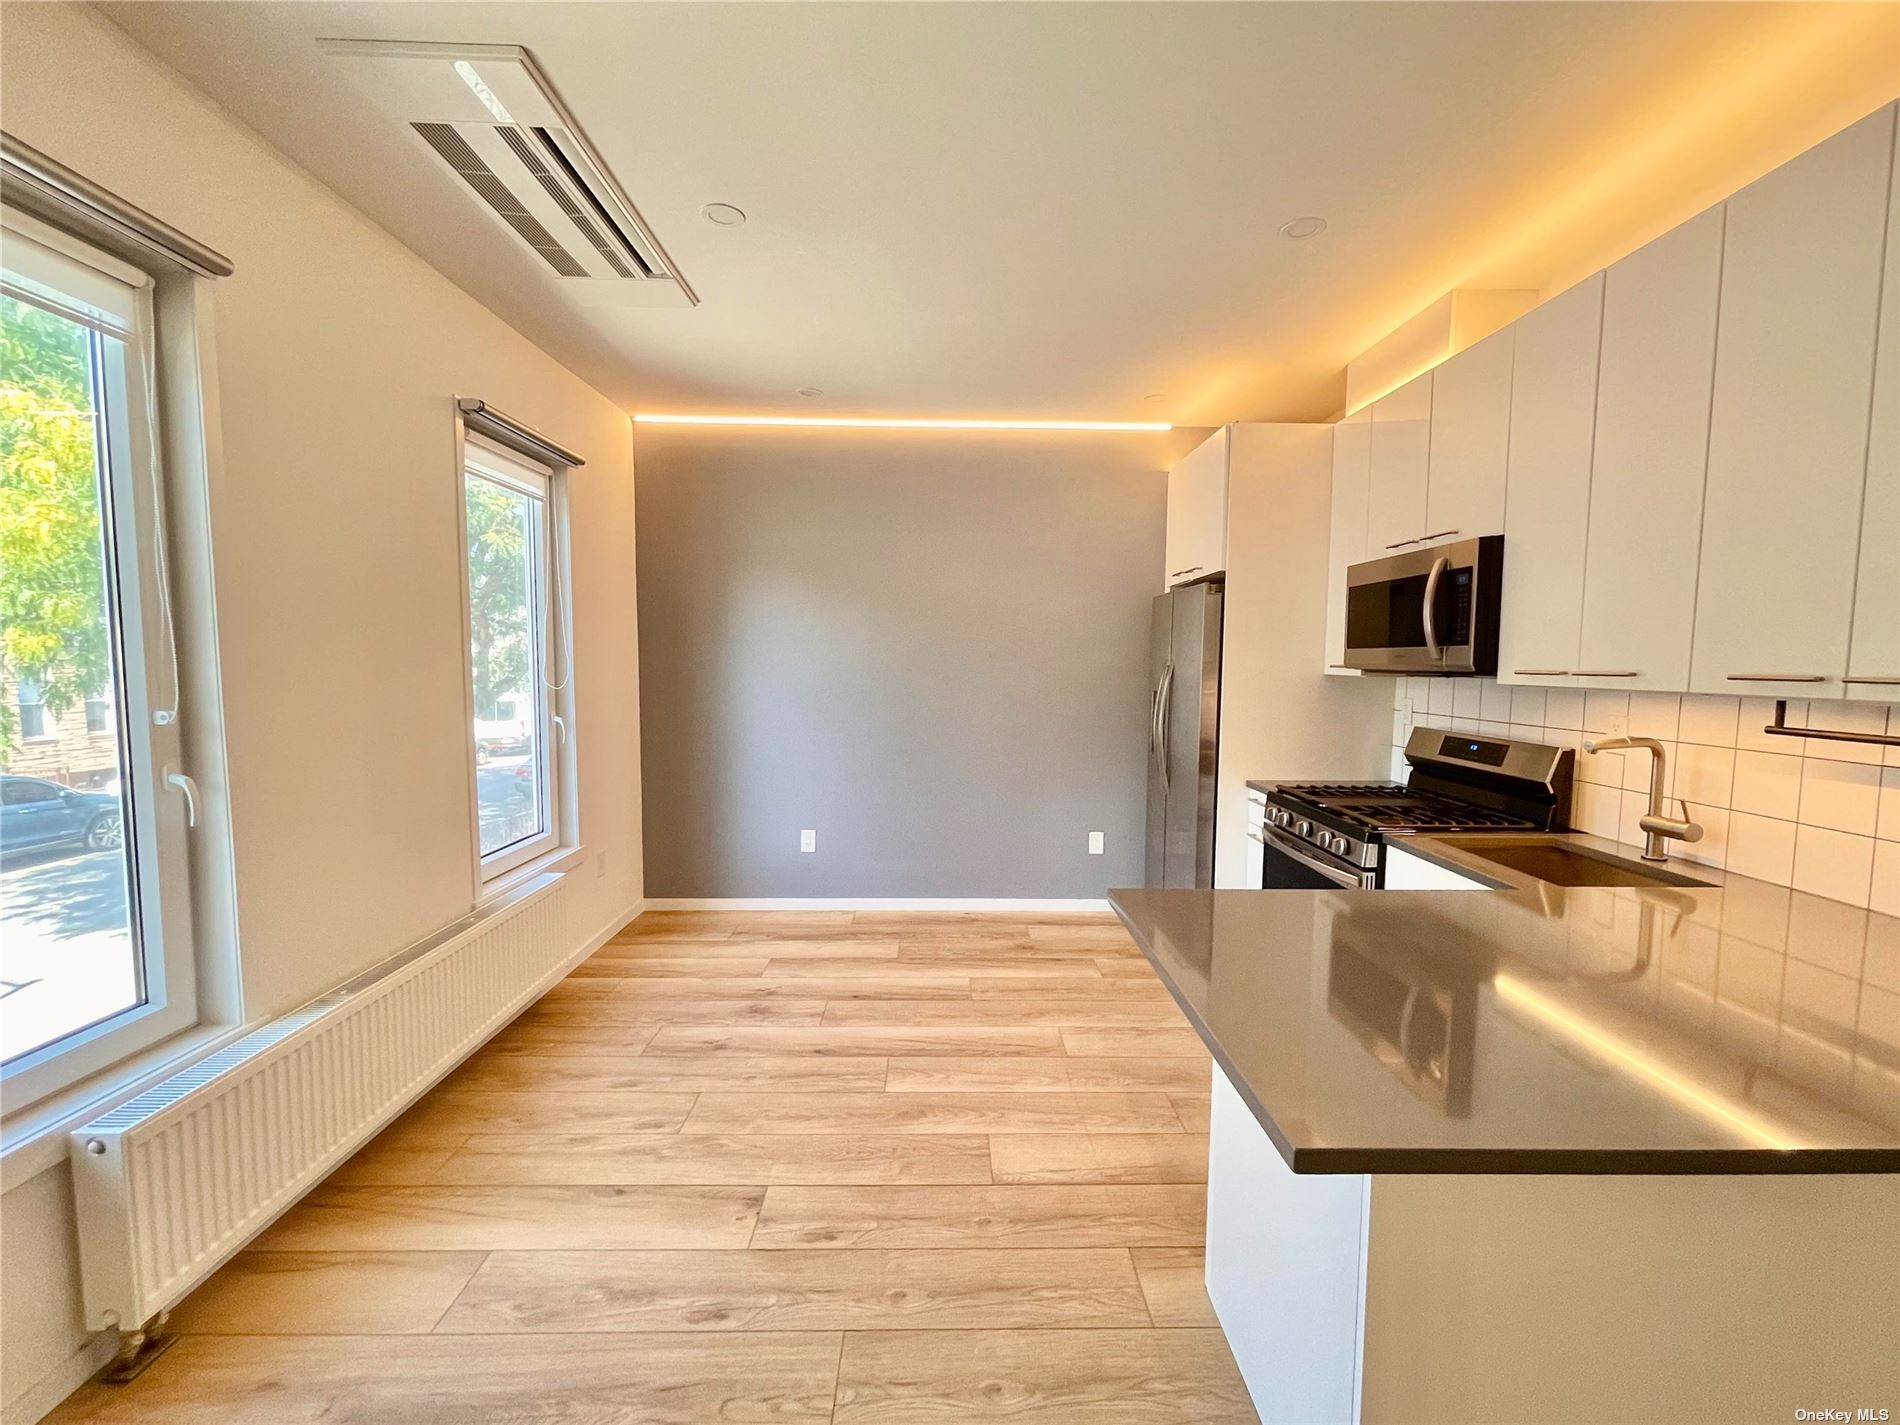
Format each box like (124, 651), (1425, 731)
(1109, 857), (1900, 1174)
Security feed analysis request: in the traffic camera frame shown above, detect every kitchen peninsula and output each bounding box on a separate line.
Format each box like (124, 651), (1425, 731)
(1111, 875), (1900, 1425)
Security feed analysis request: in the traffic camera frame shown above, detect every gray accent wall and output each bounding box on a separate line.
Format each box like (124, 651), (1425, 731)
(634, 427), (1176, 898)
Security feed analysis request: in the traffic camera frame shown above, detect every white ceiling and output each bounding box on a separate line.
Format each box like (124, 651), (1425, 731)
(101, 2), (1899, 424)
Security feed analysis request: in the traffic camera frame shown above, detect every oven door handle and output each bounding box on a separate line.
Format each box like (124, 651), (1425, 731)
(1421, 555), (1449, 660)
(1250, 824), (1372, 889)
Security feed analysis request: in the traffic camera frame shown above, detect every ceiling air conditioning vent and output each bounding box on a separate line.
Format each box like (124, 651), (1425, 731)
(413, 122), (588, 278)
(322, 40), (695, 307)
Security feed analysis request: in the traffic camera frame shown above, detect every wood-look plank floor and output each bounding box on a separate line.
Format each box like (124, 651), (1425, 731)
(52, 911), (1249, 1424)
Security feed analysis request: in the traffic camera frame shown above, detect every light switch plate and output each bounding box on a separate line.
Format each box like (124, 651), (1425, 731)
(799, 829), (817, 853)
(1087, 831), (1105, 855)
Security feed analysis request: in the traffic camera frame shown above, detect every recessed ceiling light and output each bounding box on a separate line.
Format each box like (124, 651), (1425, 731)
(1279, 216), (1328, 240)
(702, 203), (747, 227)
(795, 386), (824, 398)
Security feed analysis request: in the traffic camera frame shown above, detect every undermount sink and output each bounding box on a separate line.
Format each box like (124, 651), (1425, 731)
(1435, 837), (1714, 889)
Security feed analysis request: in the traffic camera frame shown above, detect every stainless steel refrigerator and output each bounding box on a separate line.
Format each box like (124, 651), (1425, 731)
(1145, 579), (1222, 888)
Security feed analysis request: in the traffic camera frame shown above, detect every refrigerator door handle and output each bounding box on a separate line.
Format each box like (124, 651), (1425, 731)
(1156, 663), (1175, 795)
(1148, 682), (1162, 768)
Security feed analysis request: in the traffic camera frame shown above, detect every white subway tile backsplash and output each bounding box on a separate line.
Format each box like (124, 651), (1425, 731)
(1628, 692), (1681, 740)
(1872, 842), (1900, 918)
(1880, 769), (1900, 843)
(1387, 678), (1897, 909)
(1578, 743), (1625, 789)
(1675, 745), (1735, 807)
(1574, 781), (1622, 840)
(1582, 690), (1628, 734)
(1736, 698), (1804, 753)
(1791, 826), (1875, 908)
(1680, 803), (1729, 869)
(1732, 751), (1803, 821)
(1727, 813), (1798, 885)
(1544, 689), (1585, 730)
(1678, 695), (1740, 748)
(1797, 760), (1882, 837)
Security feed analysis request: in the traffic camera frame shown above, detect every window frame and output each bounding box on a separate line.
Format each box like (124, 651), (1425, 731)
(456, 429), (569, 887)
(0, 215), (201, 1107)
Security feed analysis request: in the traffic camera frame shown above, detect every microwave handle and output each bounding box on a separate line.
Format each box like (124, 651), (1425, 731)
(1421, 555), (1449, 659)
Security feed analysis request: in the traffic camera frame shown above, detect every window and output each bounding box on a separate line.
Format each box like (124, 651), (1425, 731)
(0, 216), (199, 1103)
(15, 676), (48, 740)
(461, 434), (565, 880)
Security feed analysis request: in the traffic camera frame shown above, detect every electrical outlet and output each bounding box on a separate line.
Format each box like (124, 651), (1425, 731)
(800, 829), (817, 853)
(595, 851), (607, 878)
(1087, 831), (1105, 855)
(1605, 710), (1629, 739)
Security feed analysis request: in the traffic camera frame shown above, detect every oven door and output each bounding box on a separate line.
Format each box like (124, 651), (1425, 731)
(1249, 824), (1376, 890)
(1342, 535), (1501, 674)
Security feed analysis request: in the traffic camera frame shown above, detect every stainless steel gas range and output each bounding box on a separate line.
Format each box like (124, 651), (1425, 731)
(1246, 726), (1575, 889)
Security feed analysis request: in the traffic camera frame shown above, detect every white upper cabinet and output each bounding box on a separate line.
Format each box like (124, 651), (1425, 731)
(1690, 106), (1895, 697)
(1365, 371), (1433, 554)
(1847, 110), (1900, 702)
(1424, 326), (1513, 543)
(1164, 425), (1230, 587)
(1325, 407), (1372, 674)
(1496, 274), (1604, 685)
(1575, 207), (1724, 691)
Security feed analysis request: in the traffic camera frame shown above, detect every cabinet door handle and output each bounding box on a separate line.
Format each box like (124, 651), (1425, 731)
(1420, 529), (1461, 542)
(1383, 538), (1421, 550)
(1727, 674), (1826, 683)
(1170, 565), (1204, 579)
(1512, 669), (1571, 677)
(1842, 676), (1900, 685)
(1572, 670), (1639, 678)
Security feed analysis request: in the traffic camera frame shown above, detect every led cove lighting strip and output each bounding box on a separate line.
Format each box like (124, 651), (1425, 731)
(1492, 974), (1799, 1152)
(633, 414), (1173, 432)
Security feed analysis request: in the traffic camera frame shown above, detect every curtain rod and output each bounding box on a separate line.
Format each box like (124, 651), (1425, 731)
(0, 131), (234, 280)
(458, 398), (586, 468)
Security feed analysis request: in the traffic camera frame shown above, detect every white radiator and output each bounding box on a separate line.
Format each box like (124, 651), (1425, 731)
(68, 873), (573, 1333)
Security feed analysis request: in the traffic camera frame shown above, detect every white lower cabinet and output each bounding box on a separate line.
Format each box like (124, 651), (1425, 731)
(1382, 843), (1487, 891)
(1494, 274), (1603, 687)
(1573, 207), (1724, 692)
(1689, 105), (1895, 697)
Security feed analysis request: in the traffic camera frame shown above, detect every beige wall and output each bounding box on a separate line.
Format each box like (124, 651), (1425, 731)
(0, 6), (644, 1417)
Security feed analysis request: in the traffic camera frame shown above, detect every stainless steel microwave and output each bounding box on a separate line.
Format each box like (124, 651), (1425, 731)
(1342, 535), (1503, 675)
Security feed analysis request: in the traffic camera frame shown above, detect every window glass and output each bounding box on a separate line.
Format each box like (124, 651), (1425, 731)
(0, 290), (142, 1065)
(463, 442), (557, 874)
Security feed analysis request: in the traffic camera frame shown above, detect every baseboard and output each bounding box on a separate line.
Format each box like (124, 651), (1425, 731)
(641, 897), (1112, 912)
(4, 1332), (115, 1425)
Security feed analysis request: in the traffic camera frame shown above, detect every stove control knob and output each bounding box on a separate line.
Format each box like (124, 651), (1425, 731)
(1329, 833), (1351, 856)
(1294, 820), (1313, 839)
